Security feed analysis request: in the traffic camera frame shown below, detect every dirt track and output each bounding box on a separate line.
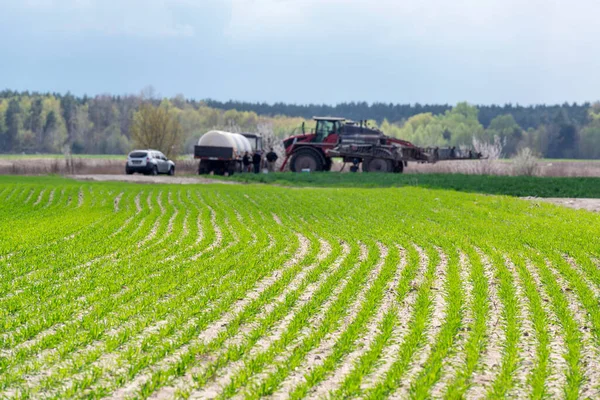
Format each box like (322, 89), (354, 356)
(72, 174), (237, 185)
(523, 197), (600, 213)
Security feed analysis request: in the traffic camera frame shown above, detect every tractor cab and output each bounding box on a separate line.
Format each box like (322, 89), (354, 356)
(241, 133), (263, 152)
(313, 117), (345, 143)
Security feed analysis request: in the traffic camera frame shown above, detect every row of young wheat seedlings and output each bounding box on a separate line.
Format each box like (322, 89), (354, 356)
(0, 189), (156, 338)
(1, 189), (163, 348)
(0, 209), (112, 298)
(162, 190), (243, 265)
(360, 244), (440, 399)
(111, 192), (144, 238)
(5, 185), (115, 253)
(399, 246), (465, 400)
(0, 197), (198, 394)
(543, 255), (600, 398)
(304, 245), (407, 399)
(331, 244), (425, 398)
(126, 194), (332, 398)
(178, 241), (362, 397)
(0, 205), (143, 352)
(174, 235), (346, 399)
(183, 240), (369, 400)
(426, 250), (474, 398)
(275, 242), (395, 399)
(0, 191), (164, 391)
(519, 256), (568, 398)
(99, 218), (306, 397)
(501, 255), (541, 399)
(1, 188), (135, 290)
(217, 240), (389, 400)
(6, 185), (30, 203)
(0, 185), (86, 258)
(478, 248), (521, 398)
(110, 233), (286, 397)
(524, 253), (584, 399)
(67, 191), (277, 396)
(461, 248), (505, 399)
(383, 245), (450, 400)
(0, 203), (133, 342)
(45, 189), (304, 398)
(111, 236), (294, 398)
(136, 233), (332, 399)
(36, 206), (227, 395)
(17, 193), (225, 394)
(284, 243), (409, 400)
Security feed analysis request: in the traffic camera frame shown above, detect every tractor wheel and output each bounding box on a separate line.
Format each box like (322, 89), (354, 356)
(290, 149), (324, 172)
(363, 151), (393, 173)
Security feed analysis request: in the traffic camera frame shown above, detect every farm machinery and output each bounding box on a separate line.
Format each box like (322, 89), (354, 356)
(194, 131), (263, 175)
(280, 117), (482, 173)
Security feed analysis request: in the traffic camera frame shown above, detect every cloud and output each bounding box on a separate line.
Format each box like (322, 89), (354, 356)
(225, 0), (600, 47)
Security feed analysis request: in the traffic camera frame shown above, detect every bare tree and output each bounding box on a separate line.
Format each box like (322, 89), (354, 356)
(512, 147), (539, 176)
(470, 135), (505, 175)
(139, 85), (160, 104)
(130, 102), (182, 159)
(257, 121), (285, 169)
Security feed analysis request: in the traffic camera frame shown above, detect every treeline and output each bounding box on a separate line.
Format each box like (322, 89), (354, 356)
(0, 90), (304, 155)
(205, 99), (593, 130)
(1, 89), (599, 159)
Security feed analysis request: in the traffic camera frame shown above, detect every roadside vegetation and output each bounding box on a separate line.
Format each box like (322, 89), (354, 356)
(0, 175), (599, 399)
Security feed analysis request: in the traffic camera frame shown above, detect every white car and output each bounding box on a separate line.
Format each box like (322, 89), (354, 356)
(126, 150), (175, 175)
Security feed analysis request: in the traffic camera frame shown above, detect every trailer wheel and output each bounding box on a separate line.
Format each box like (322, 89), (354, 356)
(290, 149), (324, 172)
(393, 161), (404, 173)
(198, 161), (208, 175)
(363, 151), (393, 173)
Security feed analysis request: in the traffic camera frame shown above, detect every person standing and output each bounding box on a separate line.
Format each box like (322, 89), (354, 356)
(266, 148), (278, 172)
(242, 152), (251, 173)
(252, 151), (262, 174)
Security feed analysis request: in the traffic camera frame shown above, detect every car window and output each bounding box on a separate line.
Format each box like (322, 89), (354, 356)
(129, 151), (147, 158)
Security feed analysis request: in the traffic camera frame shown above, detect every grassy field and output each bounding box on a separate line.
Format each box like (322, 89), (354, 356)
(1, 176), (600, 399)
(215, 172), (600, 198)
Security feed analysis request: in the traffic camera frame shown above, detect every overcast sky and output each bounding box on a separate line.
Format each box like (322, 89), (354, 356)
(1, 0), (599, 105)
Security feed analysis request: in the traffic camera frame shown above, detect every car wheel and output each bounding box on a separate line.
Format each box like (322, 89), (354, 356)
(151, 165), (158, 176)
(126, 168), (133, 175)
(168, 166), (175, 176)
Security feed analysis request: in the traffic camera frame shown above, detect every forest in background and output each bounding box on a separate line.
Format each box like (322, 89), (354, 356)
(1, 89), (599, 159)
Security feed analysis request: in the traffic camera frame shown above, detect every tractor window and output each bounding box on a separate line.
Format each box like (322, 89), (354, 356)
(315, 120), (334, 142)
(333, 121), (343, 134)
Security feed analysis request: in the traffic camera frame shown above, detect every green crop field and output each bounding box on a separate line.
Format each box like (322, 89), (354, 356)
(215, 172), (600, 198)
(1, 176), (600, 399)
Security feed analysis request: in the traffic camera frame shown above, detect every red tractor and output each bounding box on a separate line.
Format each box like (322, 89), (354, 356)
(280, 117), (481, 173)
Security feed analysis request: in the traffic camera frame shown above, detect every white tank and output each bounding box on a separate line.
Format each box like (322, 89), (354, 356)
(231, 133), (252, 154)
(197, 130), (252, 158)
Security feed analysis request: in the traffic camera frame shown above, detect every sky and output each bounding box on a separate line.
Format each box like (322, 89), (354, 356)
(1, 0), (599, 105)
